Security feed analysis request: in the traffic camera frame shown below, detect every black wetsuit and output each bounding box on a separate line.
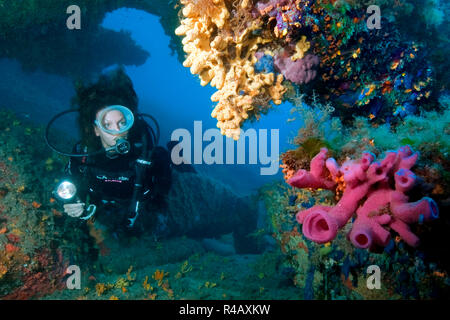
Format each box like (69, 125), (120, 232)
(65, 123), (171, 236)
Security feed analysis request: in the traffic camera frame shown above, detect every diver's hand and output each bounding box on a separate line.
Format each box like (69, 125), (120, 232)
(63, 202), (85, 218)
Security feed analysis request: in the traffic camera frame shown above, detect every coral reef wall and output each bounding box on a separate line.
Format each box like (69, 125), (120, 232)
(270, 91), (450, 299)
(174, 0), (448, 138)
(260, 179), (449, 299)
(0, 110), (76, 298)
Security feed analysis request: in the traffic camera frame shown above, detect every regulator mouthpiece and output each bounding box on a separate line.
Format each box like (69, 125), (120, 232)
(106, 138), (130, 155)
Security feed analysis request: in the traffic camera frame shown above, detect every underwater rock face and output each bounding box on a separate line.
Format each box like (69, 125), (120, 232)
(0, 111), (72, 299)
(288, 146), (439, 250)
(0, 0), (182, 79)
(166, 171), (260, 254)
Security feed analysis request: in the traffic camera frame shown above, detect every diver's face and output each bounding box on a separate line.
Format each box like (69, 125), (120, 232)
(94, 109), (129, 149)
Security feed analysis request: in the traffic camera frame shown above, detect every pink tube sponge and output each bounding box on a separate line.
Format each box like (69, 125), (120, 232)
(292, 150), (374, 243)
(300, 206), (338, 243)
(287, 148), (336, 189)
(390, 193), (439, 225)
(288, 146), (439, 249)
(350, 214), (392, 249)
(394, 168), (417, 193)
(395, 145), (419, 171)
(298, 179), (371, 244)
(349, 189), (392, 249)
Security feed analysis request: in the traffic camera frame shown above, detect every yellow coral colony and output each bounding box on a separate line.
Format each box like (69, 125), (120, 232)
(291, 35), (310, 61)
(175, 0), (287, 140)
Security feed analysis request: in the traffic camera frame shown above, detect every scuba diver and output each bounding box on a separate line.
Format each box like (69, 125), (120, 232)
(46, 68), (172, 239)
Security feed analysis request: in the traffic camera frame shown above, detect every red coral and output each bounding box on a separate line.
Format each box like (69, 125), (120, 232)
(5, 243), (19, 253)
(6, 233), (20, 243)
(2, 248), (67, 300)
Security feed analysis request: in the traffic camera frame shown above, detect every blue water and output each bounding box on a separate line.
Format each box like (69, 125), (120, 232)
(0, 8), (300, 195)
(101, 8), (300, 194)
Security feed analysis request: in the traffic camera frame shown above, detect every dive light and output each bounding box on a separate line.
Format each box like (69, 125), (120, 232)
(53, 180), (97, 220)
(54, 180), (77, 202)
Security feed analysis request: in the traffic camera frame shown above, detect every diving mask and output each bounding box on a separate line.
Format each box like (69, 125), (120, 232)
(94, 105), (134, 135)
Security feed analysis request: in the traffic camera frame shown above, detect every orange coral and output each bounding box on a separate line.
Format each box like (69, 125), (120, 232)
(280, 163), (295, 181)
(95, 282), (114, 296)
(433, 271), (446, 278)
(95, 283), (106, 296)
(31, 201), (41, 209)
(161, 279), (174, 298)
(152, 269), (169, 285)
(142, 275), (152, 291)
(5, 243), (19, 253)
(341, 274), (354, 290)
(334, 174), (346, 200)
(126, 266), (136, 281)
(0, 263), (7, 279)
(51, 208), (63, 217)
